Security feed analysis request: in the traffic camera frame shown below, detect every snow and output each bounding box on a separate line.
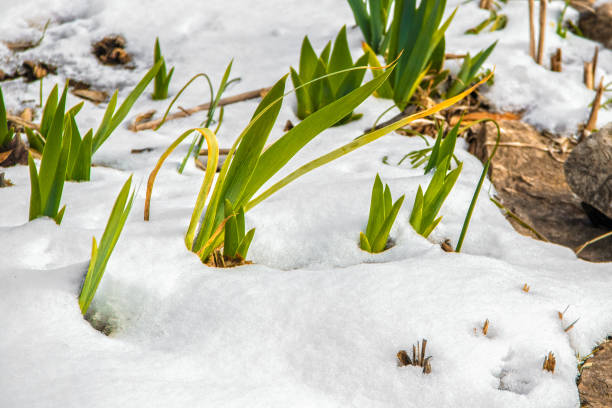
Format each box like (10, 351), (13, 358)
(1, 0), (611, 407)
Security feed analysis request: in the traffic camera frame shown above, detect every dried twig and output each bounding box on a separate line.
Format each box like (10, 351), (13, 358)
(575, 230), (612, 254)
(490, 196), (549, 241)
(130, 87), (271, 131)
(583, 47), (599, 89)
(584, 62), (594, 90)
(522, 283), (530, 293)
(537, 0), (547, 65)
(482, 319), (490, 336)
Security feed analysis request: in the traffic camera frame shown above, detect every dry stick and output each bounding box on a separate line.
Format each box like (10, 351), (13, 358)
(529, 0), (536, 60)
(131, 87), (271, 131)
(576, 230), (612, 254)
(490, 196), (549, 241)
(584, 47), (599, 89)
(592, 46), (599, 79)
(584, 62), (594, 89)
(585, 77), (604, 132)
(536, 0), (547, 65)
(551, 48), (562, 72)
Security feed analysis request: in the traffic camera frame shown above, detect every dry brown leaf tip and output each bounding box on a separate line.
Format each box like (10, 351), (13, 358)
(482, 319), (490, 336)
(440, 239), (454, 252)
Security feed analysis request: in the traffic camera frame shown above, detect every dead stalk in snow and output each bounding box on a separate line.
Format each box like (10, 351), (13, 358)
(529, 0), (536, 59)
(585, 77), (604, 132)
(550, 48), (562, 72)
(584, 62), (594, 90)
(130, 87), (271, 131)
(397, 339), (432, 374)
(583, 47), (599, 89)
(536, 0), (546, 65)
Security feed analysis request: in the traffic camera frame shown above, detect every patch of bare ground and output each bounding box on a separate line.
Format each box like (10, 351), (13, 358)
(578, 338), (612, 408)
(468, 119), (612, 262)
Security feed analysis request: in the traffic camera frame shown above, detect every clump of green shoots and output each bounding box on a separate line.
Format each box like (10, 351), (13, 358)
(398, 120), (461, 172)
(209, 200), (255, 267)
(26, 61), (163, 181)
(409, 154), (462, 238)
(79, 176), (134, 315)
(446, 42), (496, 98)
(145, 65), (492, 266)
(152, 37), (174, 100)
(347, 0), (394, 54)
(364, 0), (455, 110)
(359, 174), (404, 253)
(28, 86), (71, 224)
(465, 9), (507, 34)
(290, 26), (369, 125)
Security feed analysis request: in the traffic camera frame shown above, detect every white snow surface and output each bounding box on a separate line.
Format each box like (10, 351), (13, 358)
(1, 1), (611, 407)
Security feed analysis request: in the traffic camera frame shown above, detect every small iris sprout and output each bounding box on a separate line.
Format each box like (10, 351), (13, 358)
(446, 42), (496, 98)
(359, 174), (404, 253)
(152, 37), (175, 100)
(290, 26), (369, 125)
(79, 176), (134, 315)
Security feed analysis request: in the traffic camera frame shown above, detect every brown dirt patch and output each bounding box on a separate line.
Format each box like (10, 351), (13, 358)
(468, 119), (612, 262)
(578, 338), (612, 408)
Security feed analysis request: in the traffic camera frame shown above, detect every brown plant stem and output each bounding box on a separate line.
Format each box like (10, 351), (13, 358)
(131, 87), (271, 131)
(536, 0), (547, 65)
(529, 0), (536, 60)
(551, 48), (562, 72)
(585, 77), (604, 132)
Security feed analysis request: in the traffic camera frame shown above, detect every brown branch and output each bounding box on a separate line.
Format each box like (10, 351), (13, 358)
(585, 77), (604, 132)
(529, 0), (536, 60)
(536, 0), (547, 65)
(130, 87), (271, 132)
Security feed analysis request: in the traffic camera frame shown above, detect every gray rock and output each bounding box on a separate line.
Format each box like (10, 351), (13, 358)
(564, 123), (612, 221)
(579, 3), (612, 49)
